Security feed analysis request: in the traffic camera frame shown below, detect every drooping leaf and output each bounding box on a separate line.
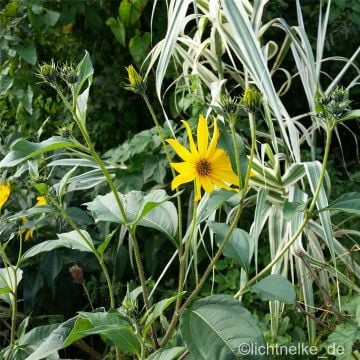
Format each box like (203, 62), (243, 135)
(22, 230), (95, 260)
(106, 17), (126, 46)
(250, 274), (296, 304)
(26, 318), (76, 360)
(16, 40), (37, 65)
(0, 137), (78, 168)
(180, 295), (266, 359)
(86, 190), (178, 243)
(208, 221), (253, 272)
(141, 293), (184, 336)
(325, 192), (360, 216)
(129, 31), (151, 63)
(64, 311), (141, 355)
(75, 51), (94, 98)
(0, 267), (23, 305)
(197, 189), (237, 224)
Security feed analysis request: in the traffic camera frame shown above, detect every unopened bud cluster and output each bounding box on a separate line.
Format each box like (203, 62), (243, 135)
(316, 86), (351, 127)
(37, 61), (78, 87)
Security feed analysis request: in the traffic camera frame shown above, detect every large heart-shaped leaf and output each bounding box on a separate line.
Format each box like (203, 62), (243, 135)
(86, 190), (178, 242)
(180, 295), (266, 359)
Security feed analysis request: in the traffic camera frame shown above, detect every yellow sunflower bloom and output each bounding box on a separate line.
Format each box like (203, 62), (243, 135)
(0, 182), (11, 210)
(167, 115), (239, 201)
(35, 195), (48, 206)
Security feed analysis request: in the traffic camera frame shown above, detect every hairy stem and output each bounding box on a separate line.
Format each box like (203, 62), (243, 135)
(161, 113), (257, 346)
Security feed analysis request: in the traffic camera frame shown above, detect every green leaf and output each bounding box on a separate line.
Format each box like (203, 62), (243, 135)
(338, 109), (360, 122)
(7, 205), (54, 221)
(208, 221), (253, 272)
(129, 31), (151, 63)
(141, 293), (184, 336)
(119, 0), (147, 27)
(62, 317), (92, 347)
(17, 324), (60, 356)
(106, 17), (126, 46)
(180, 295), (266, 359)
(324, 321), (359, 360)
(218, 123), (248, 186)
(75, 51), (94, 98)
(97, 228), (118, 256)
(16, 40), (37, 65)
(25, 318), (76, 360)
(250, 274), (296, 304)
(0, 137), (78, 168)
(197, 189), (237, 224)
(86, 190), (178, 243)
(42, 9), (60, 26)
(282, 200), (306, 221)
(0, 74), (13, 96)
(324, 192), (360, 215)
(0, 267), (23, 305)
(22, 230), (95, 260)
(146, 347), (186, 360)
(67, 311), (141, 355)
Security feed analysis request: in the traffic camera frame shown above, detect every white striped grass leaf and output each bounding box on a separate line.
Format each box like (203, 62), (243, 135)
(325, 46), (360, 95)
(304, 162), (335, 260)
(250, 189), (272, 274)
(155, 0), (191, 101)
(288, 187), (316, 344)
(306, 228), (330, 292)
(282, 163), (306, 187)
(308, 221), (360, 279)
(315, 0), (332, 79)
(251, 0), (270, 34)
(220, 0), (300, 161)
(304, 252), (360, 293)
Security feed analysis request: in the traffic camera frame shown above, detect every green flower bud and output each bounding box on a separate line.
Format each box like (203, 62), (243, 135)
(241, 87), (262, 113)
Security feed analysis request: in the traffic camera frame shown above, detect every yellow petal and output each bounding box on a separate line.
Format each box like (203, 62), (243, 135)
(181, 120), (199, 159)
(209, 176), (234, 191)
(212, 169), (239, 185)
(25, 229), (33, 241)
(166, 139), (194, 162)
(207, 119), (219, 156)
(171, 172), (196, 190)
(36, 196), (47, 206)
(197, 115), (208, 158)
(171, 162), (196, 175)
(194, 178), (202, 201)
(200, 176), (215, 194)
(0, 183), (11, 210)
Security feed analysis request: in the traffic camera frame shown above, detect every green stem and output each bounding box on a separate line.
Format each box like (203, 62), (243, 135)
(142, 94), (183, 246)
(57, 85), (157, 349)
(161, 114), (257, 346)
(234, 126), (333, 298)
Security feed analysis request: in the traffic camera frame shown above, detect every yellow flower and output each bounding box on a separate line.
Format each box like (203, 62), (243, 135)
(0, 182), (11, 210)
(126, 65), (142, 87)
(167, 115), (239, 201)
(36, 195), (48, 206)
(20, 217), (34, 241)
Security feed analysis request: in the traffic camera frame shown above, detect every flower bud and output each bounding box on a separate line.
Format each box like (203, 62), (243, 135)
(124, 65), (146, 94)
(241, 87), (262, 113)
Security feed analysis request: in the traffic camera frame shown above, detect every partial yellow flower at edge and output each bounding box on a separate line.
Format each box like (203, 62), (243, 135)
(20, 217), (34, 241)
(36, 195), (48, 206)
(0, 182), (11, 210)
(166, 115), (239, 201)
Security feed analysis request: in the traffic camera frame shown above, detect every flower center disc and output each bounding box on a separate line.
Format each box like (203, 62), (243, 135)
(196, 159), (212, 176)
